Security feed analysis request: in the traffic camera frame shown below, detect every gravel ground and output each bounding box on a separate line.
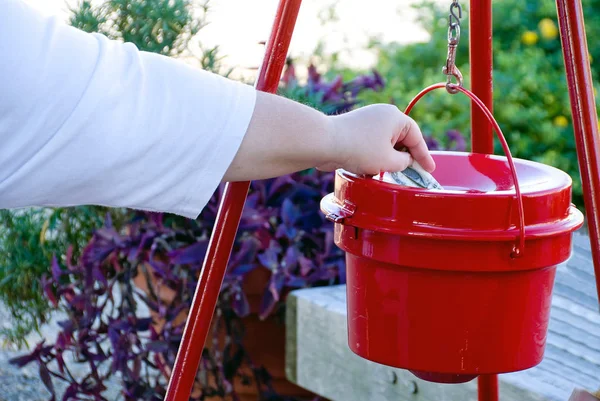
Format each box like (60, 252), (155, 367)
(0, 304), (122, 401)
(0, 348), (122, 400)
(0, 350), (64, 401)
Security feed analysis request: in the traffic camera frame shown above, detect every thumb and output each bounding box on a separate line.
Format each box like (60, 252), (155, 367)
(383, 149), (413, 173)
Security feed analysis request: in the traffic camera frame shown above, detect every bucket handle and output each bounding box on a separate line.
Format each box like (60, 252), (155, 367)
(402, 83), (525, 258)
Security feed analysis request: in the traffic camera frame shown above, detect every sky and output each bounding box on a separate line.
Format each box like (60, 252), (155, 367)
(23, 0), (445, 78)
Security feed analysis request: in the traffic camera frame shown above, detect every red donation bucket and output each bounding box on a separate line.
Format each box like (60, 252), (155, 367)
(320, 84), (585, 384)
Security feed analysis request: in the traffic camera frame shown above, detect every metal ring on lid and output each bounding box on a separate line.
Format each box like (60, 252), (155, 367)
(400, 82), (526, 258)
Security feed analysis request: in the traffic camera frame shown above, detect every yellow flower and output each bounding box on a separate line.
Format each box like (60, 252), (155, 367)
(554, 115), (569, 127)
(522, 31), (539, 46)
(40, 218), (50, 245)
(539, 18), (558, 40)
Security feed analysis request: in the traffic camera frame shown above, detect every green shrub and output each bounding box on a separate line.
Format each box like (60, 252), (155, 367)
(68, 0), (230, 75)
(0, 208), (113, 346)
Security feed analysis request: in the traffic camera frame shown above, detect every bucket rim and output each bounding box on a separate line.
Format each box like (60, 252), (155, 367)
(337, 150), (573, 198)
(322, 193), (584, 240)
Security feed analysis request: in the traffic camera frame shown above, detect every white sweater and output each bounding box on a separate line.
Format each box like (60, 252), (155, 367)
(0, 0), (257, 219)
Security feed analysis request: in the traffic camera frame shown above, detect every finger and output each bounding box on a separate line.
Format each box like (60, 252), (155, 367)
(396, 115), (436, 172)
(383, 149), (413, 173)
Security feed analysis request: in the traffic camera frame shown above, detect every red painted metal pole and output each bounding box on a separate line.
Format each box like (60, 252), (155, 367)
(470, 1), (499, 400)
(478, 374), (499, 401)
(163, 1), (303, 400)
(556, 0), (600, 307)
(469, 0), (494, 154)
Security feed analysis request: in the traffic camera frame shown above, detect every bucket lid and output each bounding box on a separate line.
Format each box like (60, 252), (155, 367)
(322, 151), (583, 241)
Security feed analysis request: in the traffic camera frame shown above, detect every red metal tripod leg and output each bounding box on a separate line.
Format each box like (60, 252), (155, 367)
(478, 375), (499, 401)
(163, 1), (303, 400)
(470, 0), (499, 400)
(556, 0), (600, 309)
(470, 0), (494, 153)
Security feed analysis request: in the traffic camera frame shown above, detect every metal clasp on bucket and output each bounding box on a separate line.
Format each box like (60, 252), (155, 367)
(404, 83), (526, 258)
(322, 196), (356, 224)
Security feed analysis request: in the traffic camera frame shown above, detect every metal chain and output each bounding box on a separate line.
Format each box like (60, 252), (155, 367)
(443, 0), (464, 93)
(448, 0), (462, 38)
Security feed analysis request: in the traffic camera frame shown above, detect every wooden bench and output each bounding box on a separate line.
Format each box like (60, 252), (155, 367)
(285, 232), (600, 401)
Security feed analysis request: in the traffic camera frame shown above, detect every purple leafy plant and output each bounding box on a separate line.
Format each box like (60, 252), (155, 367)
(279, 58), (384, 115)
(426, 129), (468, 152)
(11, 59), (467, 401)
(10, 167), (342, 400)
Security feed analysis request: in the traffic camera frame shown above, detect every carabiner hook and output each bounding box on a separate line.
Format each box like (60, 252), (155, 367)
(442, 1), (463, 94)
(442, 32), (463, 94)
(444, 65), (463, 94)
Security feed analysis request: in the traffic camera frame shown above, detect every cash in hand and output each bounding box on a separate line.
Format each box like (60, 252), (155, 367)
(378, 160), (444, 190)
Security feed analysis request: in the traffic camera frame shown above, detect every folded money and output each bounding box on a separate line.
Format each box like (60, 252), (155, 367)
(377, 160), (444, 190)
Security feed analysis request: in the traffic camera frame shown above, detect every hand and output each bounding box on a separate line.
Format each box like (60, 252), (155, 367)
(317, 104), (436, 175)
(224, 93), (435, 182)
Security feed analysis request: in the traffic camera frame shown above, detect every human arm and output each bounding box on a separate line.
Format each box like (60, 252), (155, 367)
(224, 91), (435, 181)
(0, 0), (256, 219)
(0, 0), (433, 220)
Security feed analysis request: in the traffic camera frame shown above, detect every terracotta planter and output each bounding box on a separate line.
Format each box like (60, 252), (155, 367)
(236, 266), (316, 401)
(133, 264), (317, 401)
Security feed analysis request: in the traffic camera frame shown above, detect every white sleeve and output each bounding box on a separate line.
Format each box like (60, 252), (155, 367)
(0, 0), (257, 219)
